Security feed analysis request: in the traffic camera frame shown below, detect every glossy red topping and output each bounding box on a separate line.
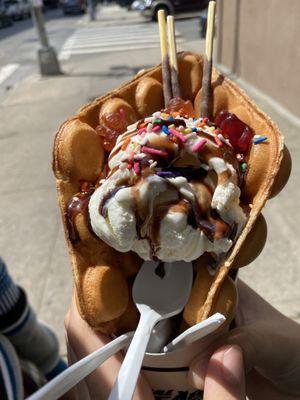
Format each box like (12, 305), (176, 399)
(166, 97), (195, 118)
(102, 111), (127, 132)
(96, 110), (127, 152)
(215, 110), (253, 154)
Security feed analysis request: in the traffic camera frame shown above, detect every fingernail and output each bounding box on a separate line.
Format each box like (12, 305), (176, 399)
(222, 345), (244, 387)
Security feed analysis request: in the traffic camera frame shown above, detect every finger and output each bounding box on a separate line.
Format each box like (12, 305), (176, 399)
(188, 333), (230, 389)
(203, 345), (246, 400)
(188, 353), (211, 389)
(188, 278), (268, 388)
(65, 292), (154, 400)
(189, 281), (300, 395)
(190, 322), (300, 395)
(65, 293), (124, 399)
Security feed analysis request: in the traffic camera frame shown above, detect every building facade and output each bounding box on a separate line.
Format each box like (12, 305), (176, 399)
(216, 0), (299, 119)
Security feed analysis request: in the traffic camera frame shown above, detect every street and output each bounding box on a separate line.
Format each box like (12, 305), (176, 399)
(0, 8), (81, 97)
(0, 5), (202, 98)
(0, 3), (299, 358)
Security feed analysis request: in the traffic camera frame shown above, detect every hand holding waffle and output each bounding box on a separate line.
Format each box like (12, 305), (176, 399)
(63, 282), (300, 400)
(189, 280), (300, 398)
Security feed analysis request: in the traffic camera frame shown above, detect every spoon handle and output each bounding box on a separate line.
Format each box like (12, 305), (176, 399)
(27, 333), (133, 400)
(109, 309), (160, 400)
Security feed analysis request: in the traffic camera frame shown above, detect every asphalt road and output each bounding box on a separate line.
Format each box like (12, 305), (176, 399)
(0, 6), (203, 97)
(0, 8), (82, 98)
(0, 8), (82, 66)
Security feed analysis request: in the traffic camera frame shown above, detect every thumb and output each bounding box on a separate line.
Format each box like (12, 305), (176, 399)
(203, 345), (246, 400)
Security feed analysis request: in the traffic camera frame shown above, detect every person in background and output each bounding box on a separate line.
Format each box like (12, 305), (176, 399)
(0, 257), (68, 398)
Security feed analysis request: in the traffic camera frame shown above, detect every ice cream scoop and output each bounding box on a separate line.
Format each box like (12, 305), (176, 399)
(89, 111), (247, 262)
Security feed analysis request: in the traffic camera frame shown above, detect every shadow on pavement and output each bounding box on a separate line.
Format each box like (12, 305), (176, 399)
(66, 64), (153, 79)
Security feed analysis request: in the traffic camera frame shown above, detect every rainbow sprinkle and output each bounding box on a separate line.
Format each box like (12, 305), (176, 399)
(217, 134), (227, 145)
(156, 171), (176, 178)
(149, 160), (158, 168)
(152, 119), (162, 125)
(121, 137), (131, 150)
(144, 117), (153, 123)
(253, 136), (268, 144)
(162, 125), (170, 135)
(152, 125), (161, 133)
(147, 123), (153, 133)
(141, 146), (168, 158)
(214, 136), (223, 147)
(138, 127), (146, 134)
(192, 139), (207, 152)
(134, 153), (146, 160)
(241, 163), (247, 172)
(133, 162), (140, 174)
(169, 128), (187, 143)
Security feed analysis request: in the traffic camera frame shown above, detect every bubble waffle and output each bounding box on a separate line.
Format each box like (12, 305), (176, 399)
(53, 52), (291, 334)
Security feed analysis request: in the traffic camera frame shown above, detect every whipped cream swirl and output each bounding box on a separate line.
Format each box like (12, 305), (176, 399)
(89, 112), (247, 262)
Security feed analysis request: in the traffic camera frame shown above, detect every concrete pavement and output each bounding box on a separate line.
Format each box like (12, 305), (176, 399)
(0, 5), (299, 359)
(0, 8), (82, 102)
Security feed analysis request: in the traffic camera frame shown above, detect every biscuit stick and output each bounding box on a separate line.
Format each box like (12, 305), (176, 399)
(158, 9), (172, 106)
(200, 1), (235, 320)
(201, 261), (232, 320)
(200, 0), (216, 118)
(167, 15), (181, 99)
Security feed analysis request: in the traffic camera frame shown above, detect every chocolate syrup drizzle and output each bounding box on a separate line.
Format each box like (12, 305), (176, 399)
(100, 185), (127, 218)
(66, 189), (93, 244)
(65, 115), (247, 259)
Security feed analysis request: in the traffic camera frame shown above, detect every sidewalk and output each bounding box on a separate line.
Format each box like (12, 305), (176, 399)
(0, 12), (299, 358)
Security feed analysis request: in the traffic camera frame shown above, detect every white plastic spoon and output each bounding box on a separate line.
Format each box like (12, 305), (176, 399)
(26, 332), (133, 400)
(163, 312), (226, 353)
(26, 317), (173, 400)
(108, 260), (193, 400)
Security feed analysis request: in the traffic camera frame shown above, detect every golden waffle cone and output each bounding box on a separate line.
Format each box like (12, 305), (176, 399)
(53, 52), (291, 334)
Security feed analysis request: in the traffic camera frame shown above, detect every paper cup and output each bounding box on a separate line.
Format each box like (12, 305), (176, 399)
(142, 271), (238, 399)
(142, 331), (224, 399)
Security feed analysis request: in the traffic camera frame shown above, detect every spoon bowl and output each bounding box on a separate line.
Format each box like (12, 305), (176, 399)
(109, 260), (193, 400)
(133, 261), (194, 316)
